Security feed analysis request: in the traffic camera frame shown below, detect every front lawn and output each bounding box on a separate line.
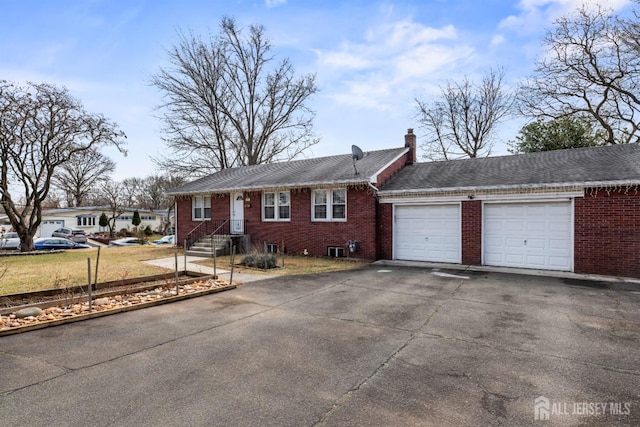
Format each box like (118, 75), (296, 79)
(0, 246), (178, 295)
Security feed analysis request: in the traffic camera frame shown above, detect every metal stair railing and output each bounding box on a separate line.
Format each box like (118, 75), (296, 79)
(185, 219), (248, 249)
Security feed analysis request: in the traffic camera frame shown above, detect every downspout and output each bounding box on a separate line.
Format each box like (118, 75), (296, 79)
(369, 181), (380, 260)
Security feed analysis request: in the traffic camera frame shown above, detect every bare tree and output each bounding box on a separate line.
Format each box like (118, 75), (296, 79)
(518, 5), (640, 145)
(0, 81), (126, 251)
(94, 179), (125, 237)
(53, 147), (116, 207)
(151, 17), (319, 176)
(121, 177), (145, 208)
(140, 174), (186, 211)
(415, 68), (513, 160)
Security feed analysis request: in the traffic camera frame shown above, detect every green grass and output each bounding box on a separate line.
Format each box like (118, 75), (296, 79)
(0, 246), (179, 295)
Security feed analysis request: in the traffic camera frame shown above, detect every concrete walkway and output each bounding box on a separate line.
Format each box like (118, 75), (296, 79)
(144, 255), (277, 284)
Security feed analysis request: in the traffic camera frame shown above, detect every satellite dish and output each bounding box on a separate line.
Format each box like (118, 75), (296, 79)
(352, 145), (365, 175)
(352, 145), (364, 161)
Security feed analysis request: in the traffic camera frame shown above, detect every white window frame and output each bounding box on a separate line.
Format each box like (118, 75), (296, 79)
(192, 196), (211, 221)
(76, 216), (96, 227)
(312, 188), (347, 222)
(262, 191), (290, 222)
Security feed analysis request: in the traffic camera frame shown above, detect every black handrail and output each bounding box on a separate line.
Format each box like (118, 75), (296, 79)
(185, 219), (247, 249)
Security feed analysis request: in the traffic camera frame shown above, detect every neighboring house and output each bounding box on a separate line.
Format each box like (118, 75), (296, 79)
(40, 207), (167, 237)
(168, 130), (640, 278)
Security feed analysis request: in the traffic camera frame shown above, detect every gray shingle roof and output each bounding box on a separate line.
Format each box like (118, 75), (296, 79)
(379, 143), (640, 194)
(167, 147), (408, 195)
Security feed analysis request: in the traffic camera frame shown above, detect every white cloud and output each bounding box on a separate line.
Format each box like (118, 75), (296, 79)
(314, 18), (474, 111)
(490, 34), (506, 47)
(499, 0), (631, 34)
(265, 0), (286, 8)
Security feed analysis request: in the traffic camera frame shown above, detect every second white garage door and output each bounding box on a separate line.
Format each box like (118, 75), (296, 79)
(394, 204), (460, 263)
(484, 202), (572, 271)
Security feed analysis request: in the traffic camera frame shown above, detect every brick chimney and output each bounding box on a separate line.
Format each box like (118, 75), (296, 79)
(405, 128), (416, 165)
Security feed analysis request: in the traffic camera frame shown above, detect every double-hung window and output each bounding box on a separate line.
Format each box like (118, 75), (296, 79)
(312, 189), (346, 221)
(263, 191), (290, 221)
(192, 196), (211, 220)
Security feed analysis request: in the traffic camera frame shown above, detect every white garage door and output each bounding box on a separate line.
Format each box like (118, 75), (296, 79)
(484, 202), (572, 271)
(394, 204), (460, 263)
(39, 220), (65, 238)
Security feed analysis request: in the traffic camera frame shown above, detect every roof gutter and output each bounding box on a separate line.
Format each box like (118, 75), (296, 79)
(377, 179), (640, 197)
(167, 178), (376, 197)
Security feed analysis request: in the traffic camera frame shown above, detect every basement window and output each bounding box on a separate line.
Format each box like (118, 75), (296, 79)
(265, 243), (278, 253)
(327, 246), (345, 258)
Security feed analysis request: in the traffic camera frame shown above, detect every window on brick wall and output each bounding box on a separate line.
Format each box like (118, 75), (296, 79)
(192, 196), (211, 220)
(312, 188), (346, 221)
(263, 191), (290, 221)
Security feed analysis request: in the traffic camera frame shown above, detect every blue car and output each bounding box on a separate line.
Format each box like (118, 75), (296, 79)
(34, 237), (91, 250)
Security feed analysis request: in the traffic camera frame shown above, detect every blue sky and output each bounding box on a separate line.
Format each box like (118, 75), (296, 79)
(0, 0), (632, 179)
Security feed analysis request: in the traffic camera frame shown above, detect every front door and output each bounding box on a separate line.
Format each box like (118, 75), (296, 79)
(230, 193), (244, 234)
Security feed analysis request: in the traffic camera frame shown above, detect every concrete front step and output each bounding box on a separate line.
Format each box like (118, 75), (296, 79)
(185, 248), (227, 258)
(187, 235), (232, 258)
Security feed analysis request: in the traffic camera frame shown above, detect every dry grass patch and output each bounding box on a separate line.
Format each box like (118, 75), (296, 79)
(0, 246), (178, 295)
(193, 255), (368, 276)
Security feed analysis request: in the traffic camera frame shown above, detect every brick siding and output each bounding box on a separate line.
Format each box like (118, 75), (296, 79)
(461, 200), (482, 265)
(574, 188), (640, 278)
(177, 187), (378, 259)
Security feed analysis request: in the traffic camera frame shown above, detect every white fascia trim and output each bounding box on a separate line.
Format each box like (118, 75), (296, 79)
(381, 195), (469, 204)
(380, 191), (585, 204)
(368, 147), (409, 184)
(377, 179), (640, 198)
(478, 191), (584, 201)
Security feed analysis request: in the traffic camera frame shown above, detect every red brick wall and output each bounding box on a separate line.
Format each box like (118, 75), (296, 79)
(461, 200), (482, 265)
(375, 153), (409, 187)
(574, 188), (640, 278)
(178, 188), (379, 259)
(175, 194), (230, 246)
(244, 187), (378, 259)
(377, 202), (393, 259)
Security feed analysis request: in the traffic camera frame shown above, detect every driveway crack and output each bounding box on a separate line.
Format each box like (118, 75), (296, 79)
(313, 279), (467, 426)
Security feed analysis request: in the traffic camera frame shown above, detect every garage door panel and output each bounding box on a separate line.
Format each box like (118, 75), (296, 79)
(527, 221), (546, 232)
(525, 255), (546, 267)
(549, 256), (571, 269)
(526, 238), (545, 250)
(484, 202), (572, 271)
(505, 238), (523, 249)
(549, 239), (569, 250)
(549, 221), (570, 233)
(394, 205), (460, 263)
(505, 254), (525, 265)
(504, 221), (524, 232)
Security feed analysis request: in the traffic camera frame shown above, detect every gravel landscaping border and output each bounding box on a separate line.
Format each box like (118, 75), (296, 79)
(0, 278), (236, 336)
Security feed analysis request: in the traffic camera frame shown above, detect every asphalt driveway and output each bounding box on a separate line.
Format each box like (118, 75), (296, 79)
(1, 265), (639, 426)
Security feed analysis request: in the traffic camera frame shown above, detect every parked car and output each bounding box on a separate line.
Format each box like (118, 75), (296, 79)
(34, 237), (91, 250)
(151, 235), (174, 245)
(0, 232), (21, 250)
(51, 227), (88, 243)
(109, 237), (150, 247)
